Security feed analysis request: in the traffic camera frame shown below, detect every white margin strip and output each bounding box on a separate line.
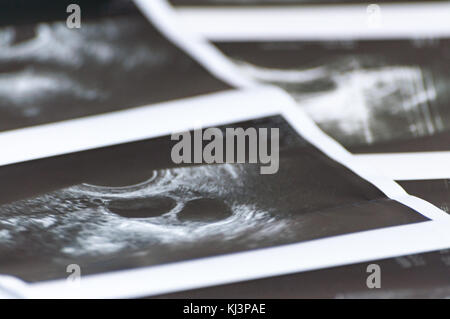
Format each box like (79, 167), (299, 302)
(0, 88), (279, 167)
(355, 152), (450, 181)
(175, 3), (450, 41)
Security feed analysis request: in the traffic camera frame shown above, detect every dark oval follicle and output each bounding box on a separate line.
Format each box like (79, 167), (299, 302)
(178, 198), (232, 223)
(107, 196), (177, 218)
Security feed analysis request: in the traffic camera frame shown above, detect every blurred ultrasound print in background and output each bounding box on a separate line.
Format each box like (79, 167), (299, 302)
(0, 116), (426, 282)
(0, 0), (229, 132)
(215, 39), (450, 153)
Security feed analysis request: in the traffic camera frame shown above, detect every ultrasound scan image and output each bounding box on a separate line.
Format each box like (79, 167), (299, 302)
(158, 249), (450, 299)
(0, 116), (427, 282)
(0, 0), (229, 132)
(215, 39), (450, 153)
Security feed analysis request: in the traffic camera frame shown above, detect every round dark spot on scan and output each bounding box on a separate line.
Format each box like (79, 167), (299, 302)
(178, 198), (232, 223)
(107, 196), (176, 218)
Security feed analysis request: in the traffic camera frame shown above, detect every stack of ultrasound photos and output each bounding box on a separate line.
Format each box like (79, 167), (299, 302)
(0, 0), (450, 299)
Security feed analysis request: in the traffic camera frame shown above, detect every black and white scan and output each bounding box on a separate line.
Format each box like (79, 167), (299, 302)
(216, 39), (450, 153)
(0, 0), (229, 132)
(1, 0), (450, 302)
(0, 116), (427, 282)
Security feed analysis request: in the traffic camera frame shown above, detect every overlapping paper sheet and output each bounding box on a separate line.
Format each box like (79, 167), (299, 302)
(0, 0), (449, 298)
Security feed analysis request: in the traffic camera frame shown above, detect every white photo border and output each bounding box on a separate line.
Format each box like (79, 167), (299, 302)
(173, 2), (450, 41)
(355, 153), (450, 181)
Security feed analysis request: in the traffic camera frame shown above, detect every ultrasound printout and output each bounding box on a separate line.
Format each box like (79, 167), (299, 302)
(215, 39), (450, 154)
(0, 0), (230, 132)
(0, 115), (428, 283)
